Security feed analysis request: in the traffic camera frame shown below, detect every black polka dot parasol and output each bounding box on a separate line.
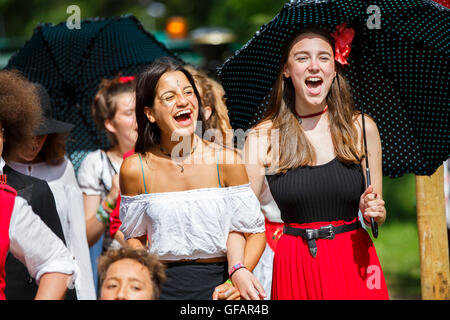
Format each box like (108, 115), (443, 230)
(218, 0), (449, 178)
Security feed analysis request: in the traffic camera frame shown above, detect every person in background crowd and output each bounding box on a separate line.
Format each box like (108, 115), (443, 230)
(119, 57), (266, 300)
(0, 69), (78, 300)
(0, 178), (78, 300)
(77, 74), (137, 294)
(250, 177), (284, 300)
(5, 83), (95, 299)
(184, 65), (233, 147)
(98, 247), (165, 300)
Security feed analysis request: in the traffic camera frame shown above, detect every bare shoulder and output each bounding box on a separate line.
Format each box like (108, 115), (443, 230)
(119, 153), (145, 195)
(354, 113), (380, 137)
(120, 153), (142, 175)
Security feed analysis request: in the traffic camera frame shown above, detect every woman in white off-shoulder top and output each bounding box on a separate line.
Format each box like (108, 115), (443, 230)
(119, 58), (266, 300)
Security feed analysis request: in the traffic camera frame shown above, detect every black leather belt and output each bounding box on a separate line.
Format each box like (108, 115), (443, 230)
(283, 221), (361, 258)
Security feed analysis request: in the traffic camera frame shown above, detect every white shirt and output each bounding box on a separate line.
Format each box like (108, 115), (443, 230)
(259, 177), (283, 223)
(252, 177), (282, 300)
(7, 158), (96, 300)
(77, 149), (120, 199)
(119, 183), (265, 261)
(76, 149), (122, 250)
(9, 196), (78, 285)
(1, 157), (77, 285)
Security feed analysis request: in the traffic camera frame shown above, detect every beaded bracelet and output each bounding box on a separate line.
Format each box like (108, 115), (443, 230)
(96, 204), (110, 225)
(103, 199), (115, 211)
(101, 200), (113, 214)
(229, 263), (246, 279)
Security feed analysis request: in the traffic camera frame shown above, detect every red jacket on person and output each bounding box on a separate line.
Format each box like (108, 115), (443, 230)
(0, 183), (17, 300)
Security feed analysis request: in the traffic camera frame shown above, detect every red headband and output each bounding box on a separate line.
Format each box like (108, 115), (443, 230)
(119, 76), (135, 84)
(330, 23), (355, 66)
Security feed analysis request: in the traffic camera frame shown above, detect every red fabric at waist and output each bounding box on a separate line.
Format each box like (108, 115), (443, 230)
(265, 218), (284, 252)
(286, 217), (360, 230)
(109, 149), (134, 238)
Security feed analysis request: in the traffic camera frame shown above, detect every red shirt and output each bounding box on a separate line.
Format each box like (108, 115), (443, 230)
(109, 149), (134, 238)
(0, 183), (17, 300)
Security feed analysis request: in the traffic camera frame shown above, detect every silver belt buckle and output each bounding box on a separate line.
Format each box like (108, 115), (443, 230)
(321, 224), (335, 240)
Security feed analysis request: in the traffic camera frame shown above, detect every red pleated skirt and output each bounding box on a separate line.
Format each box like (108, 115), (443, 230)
(271, 218), (389, 300)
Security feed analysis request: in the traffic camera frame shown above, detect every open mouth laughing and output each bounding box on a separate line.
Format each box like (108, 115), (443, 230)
(173, 109), (193, 126)
(305, 76), (323, 95)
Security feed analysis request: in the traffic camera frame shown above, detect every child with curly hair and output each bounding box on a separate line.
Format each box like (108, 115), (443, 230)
(98, 247), (166, 300)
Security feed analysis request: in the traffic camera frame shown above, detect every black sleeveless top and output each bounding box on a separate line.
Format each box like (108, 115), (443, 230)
(266, 157), (365, 224)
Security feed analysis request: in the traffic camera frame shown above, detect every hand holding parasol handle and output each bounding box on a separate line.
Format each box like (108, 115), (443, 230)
(361, 111), (379, 239)
(364, 166), (378, 238)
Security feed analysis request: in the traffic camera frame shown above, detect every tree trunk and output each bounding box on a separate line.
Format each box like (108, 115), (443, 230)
(416, 164), (450, 300)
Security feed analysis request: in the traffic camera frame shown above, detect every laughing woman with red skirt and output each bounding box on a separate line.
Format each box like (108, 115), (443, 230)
(244, 25), (389, 300)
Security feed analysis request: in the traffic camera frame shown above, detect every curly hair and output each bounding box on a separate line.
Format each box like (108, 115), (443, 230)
(98, 247), (166, 299)
(0, 70), (43, 157)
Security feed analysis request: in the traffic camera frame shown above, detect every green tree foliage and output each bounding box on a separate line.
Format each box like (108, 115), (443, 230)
(0, 0), (288, 44)
(208, 0), (287, 43)
(0, 0), (142, 38)
(382, 174), (417, 223)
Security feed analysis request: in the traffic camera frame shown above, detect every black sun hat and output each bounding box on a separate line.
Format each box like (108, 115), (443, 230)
(34, 83), (74, 136)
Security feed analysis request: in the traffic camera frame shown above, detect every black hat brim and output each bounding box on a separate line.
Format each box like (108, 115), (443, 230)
(35, 117), (75, 136)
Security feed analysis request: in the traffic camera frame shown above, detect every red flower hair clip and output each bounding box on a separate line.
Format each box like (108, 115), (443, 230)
(330, 23), (355, 66)
(119, 76), (135, 83)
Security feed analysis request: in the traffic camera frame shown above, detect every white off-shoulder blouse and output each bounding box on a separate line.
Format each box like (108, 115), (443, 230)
(119, 183), (265, 261)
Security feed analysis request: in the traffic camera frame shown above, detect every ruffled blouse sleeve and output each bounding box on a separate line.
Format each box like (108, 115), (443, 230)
(77, 150), (104, 196)
(228, 184), (265, 234)
(119, 194), (151, 240)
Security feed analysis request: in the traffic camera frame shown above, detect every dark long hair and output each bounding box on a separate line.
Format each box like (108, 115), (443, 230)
(134, 57), (204, 154)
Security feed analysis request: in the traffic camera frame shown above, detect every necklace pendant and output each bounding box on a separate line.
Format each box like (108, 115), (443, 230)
(175, 162), (184, 173)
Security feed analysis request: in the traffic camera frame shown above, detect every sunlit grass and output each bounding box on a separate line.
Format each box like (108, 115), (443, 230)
(371, 220), (421, 299)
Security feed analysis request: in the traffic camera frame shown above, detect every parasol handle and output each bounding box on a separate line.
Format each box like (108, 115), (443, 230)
(364, 167), (378, 238)
(361, 111), (379, 239)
